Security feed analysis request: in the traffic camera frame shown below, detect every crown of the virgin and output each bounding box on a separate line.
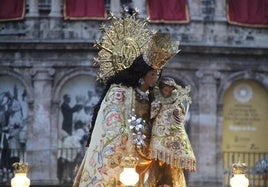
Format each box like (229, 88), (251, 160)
(93, 8), (180, 82)
(143, 31), (180, 70)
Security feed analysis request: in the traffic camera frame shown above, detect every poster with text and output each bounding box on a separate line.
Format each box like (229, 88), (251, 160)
(222, 80), (268, 152)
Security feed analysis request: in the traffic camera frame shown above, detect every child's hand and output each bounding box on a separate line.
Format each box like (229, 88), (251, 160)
(173, 108), (181, 116)
(173, 108), (184, 124)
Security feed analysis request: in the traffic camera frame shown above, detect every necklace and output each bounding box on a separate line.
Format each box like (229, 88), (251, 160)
(135, 88), (149, 101)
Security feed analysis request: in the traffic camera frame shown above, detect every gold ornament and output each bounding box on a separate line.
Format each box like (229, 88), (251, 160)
(143, 31), (180, 70)
(121, 155), (139, 168)
(232, 162), (248, 175)
(93, 9), (180, 82)
(12, 162), (30, 174)
(11, 162), (31, 187)
(93, 9), (152, 82)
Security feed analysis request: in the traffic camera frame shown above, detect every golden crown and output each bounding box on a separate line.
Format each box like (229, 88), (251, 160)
(93, 9), (180, 82)
(143, 31), (180, 70)
(93, 9), (151, 82)
(12, 162), (30, 174)
(232, 162), (248, 174)
(121, 155), (139, 168)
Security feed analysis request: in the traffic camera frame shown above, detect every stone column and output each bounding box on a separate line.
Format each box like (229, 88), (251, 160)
(27, 67), (58, 185)
(49, 0), (62, 17)
(49, 0), (62, 39)
(193, 70), (221, 186)
(25, 0), (39, 38)
(110, 0), (121, 16)
(27, 0), (39, 17)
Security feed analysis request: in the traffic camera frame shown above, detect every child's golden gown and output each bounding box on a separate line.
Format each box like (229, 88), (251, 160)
(149, 87), (197, 186)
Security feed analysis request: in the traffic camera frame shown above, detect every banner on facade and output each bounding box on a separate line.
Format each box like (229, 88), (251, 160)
(146, 0), (189, 23)
(227, 0), (268, 27)
(222, 80), (268, 152)
(0, 0), (25, 22)
(64, 0), (107, 20)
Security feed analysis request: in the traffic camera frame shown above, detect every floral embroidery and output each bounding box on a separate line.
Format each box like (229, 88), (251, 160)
(150, 86), (196, 171)
(105, 112), (122, 127)
(106, 87), (126, 103)
(73, 85), (148, 186)
(106, 152), (123, 168)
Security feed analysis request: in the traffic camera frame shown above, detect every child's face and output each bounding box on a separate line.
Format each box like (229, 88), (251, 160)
(160, 86), (174, 98)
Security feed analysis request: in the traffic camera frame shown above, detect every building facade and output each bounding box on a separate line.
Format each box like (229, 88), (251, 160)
(0, 0), (267, 186)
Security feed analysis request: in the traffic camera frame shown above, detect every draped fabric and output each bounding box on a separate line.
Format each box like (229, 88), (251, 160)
(73, 84), (134, 186)
(0, 0), (25, 22)
(64, 0), (107, 20)
(146, 0), (189, 23)
(227, 0), (268, 27)
(73, 84), (189, 186)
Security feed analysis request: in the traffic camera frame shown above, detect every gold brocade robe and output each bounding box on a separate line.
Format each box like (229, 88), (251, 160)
(73, 84), (185, 187)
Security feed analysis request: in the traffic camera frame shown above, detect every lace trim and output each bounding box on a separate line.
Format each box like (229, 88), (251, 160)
(150, 149), (196, 171)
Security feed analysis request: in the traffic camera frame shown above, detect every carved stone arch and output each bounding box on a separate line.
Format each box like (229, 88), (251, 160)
(0, 68), (34, 105)
(48, 68), (98, 184)
(217, 70), (268, 105)
(50, 67), (98, 132)
(50, 68), (98, 160)
(162, 68), (198, 102)
(52, 68), (97, 103)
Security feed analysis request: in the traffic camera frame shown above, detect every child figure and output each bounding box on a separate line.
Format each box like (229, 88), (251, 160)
(150, 76), (196, 186)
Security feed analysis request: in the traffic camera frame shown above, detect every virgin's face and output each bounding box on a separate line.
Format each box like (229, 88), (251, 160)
(143, 70), (160, 88)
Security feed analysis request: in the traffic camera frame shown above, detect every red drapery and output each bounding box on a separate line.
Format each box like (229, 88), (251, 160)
(64, 0), (107, 20)
(0, 0), (25, 22)
(146, 0), (189, 23)
(227, 0), (268, 27)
